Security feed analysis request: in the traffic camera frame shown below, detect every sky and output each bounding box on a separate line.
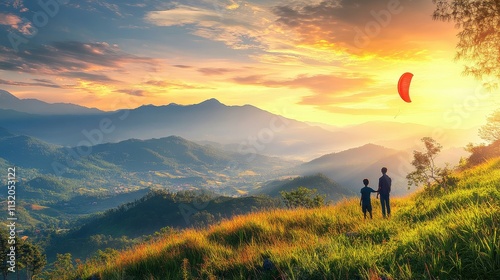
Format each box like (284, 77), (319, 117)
(0, 0), (498, 128)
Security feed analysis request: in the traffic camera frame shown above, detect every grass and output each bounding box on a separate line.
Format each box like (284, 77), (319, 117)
(75, 158), (500, 280)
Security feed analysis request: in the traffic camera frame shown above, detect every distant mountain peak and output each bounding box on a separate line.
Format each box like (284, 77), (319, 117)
(358, 143), (389, 150)
(0, 89), (103, 115)
(0, 90), (20, 101)
(199, 98), (224, 106)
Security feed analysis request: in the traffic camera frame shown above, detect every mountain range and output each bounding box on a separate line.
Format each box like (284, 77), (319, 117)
(0, 90), (477, 161)
(0, 89), (102, 115)
(0, 88), (475, 200)
(0, 128), (294, 194)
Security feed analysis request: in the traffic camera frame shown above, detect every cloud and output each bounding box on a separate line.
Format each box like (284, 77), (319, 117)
(144, 79), (210, 90)
(146, 5), (220, 27)
(95, 1), (124, 17)
(61, 72), (118, 83)
(145, 2), (272, 50)
(12, 0), (24, 9)
(2, 0), (25, 9)
(271, 0), (442, 58)
(106, 79), (214, 99)
(0, 41), (158, 81)
(0, 12), (34, 35)
(312, 104), (393, 115)
(232, 72), (393, 111)
(198, 67), (235, 76)
(272, 0), (387, 49)
(233, 72), (373, 95)
(144, 0), (427, 64)
(0, 13), (21, 26)
(0, 78), (61, 88)
(115, 89), (146, 96)
(173, 64), (192, 69)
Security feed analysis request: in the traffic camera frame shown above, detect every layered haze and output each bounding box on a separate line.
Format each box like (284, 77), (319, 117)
(0, 90), (477, 162)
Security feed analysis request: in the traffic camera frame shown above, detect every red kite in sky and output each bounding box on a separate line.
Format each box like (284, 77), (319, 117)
(398, 72), (413, 103)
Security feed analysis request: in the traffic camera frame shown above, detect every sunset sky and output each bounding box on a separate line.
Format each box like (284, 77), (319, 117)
(0, 0), (498, 128)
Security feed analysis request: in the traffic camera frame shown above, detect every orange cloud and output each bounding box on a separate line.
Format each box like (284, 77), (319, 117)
(271, 0), (455, 60)
(0, 12), (34, 35)
(233, 72), (375, 102)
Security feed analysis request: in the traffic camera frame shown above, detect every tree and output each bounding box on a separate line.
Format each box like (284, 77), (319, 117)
(432, 1), (500, 85)
(464, 140), (500, 167)
(41, 253), (75, 280)
(478, 109), (500, 143)
(0, 229), (11, 280)
(463, 109), (500, 167)
(406, 137), (453, 189)
(93, 248), (119, 264)
(280, 187), (325, 209)
(191, 211), (216, 228)
(19, 241), (46, 280)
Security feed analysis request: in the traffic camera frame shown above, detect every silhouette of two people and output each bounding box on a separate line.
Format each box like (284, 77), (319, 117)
(360, 167), (392, 219)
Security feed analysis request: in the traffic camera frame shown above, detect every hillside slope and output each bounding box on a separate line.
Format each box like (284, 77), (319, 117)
(44, 191), (280, 262)
(253, 173), (354, 202)
(68, 190), (279, 239)
(0, 129), (295, 201)
(75, 158), (500, 279)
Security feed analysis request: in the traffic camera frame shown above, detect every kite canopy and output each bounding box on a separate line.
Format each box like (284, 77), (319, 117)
(398, 72), (413, 103)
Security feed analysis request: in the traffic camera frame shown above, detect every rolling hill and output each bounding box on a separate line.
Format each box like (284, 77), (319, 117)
(44, 190), (281, 261)
(67, 190), (280, 239)
(0, 128), (293, 180)
(74, 157), (500, 280)
(0, 131), (63, 171)
(252, 173), (354, 202)
(1, 128), (293, 229)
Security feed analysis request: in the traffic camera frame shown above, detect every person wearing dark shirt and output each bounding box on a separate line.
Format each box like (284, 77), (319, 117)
(360, 178), (377, 219)
(376, 167), (392, 218)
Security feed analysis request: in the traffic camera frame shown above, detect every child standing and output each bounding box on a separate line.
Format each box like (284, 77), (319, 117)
(360, 179), (377, 219)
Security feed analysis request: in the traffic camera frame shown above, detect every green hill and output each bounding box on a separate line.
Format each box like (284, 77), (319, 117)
(0, 129), (295, 207)
(254, 173), (354, 202)
(0, 134), (62, 171)
(74, 157), (500, 279)
(68, 190), (279, 239)
(43, 191), (280, 262)
(86, 136), (232, 172)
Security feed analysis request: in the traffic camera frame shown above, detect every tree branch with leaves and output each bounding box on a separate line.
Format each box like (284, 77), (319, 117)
(407, 137), (454, 190)
(478, 109), (500, 144)
(280, 187), (325, 209)
(432, 0), (500, 86)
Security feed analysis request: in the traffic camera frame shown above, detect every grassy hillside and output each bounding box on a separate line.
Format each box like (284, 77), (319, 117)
(59, 159), (500, 279)
(67, 190), (280, 239)
(43, 191), (280, 262)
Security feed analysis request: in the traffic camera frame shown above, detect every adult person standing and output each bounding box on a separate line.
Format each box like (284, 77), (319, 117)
(376, 167), (392, 218)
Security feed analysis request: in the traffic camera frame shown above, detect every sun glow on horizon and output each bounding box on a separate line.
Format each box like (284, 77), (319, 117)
(0, 0), (498, 129)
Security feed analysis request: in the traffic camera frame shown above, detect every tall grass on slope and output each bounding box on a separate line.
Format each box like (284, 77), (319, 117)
(75, 158), (500, 280)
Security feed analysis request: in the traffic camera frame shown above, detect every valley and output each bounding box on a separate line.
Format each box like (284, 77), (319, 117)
(0, 90), (491, 279)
